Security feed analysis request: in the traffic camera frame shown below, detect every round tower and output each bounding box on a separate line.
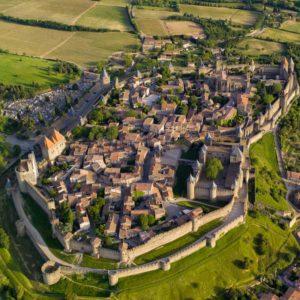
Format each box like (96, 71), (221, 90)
(187, 174), (196, 200)
(209, 181), (217, 201)
(41, 261), (62, 285)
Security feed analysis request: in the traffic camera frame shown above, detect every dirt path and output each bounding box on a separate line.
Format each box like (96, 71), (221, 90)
(70, 2), (97, 25)
(41, 32), (75, 58)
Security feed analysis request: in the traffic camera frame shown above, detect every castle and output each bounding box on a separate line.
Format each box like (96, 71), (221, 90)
(42, 129), (66, 162)
(187, 136), (249, 201)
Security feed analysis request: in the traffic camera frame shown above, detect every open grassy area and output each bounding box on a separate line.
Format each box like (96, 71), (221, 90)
(281, 20), (300, 34)
(250, 133), (290, 211)
(177, 201), (217, 213)
(0, 53), (77, 89)
(258, 28), (300, 43)
(180, 4), (260, 26)
(76, 4), (133, 31)
(80, 254), (118, 270)
(236, 37), (285, 56)
(0, 21), (139, 67)
(134, 219), (222, 265)
(116, 213), (299, 299)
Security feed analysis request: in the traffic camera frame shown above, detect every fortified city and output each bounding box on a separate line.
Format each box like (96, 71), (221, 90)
(0, 0), (300, 299)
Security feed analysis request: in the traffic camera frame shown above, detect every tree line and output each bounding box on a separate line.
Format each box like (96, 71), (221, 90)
(0, 14), (120, 32)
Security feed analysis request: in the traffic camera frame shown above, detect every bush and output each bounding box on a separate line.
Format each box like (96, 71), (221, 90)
(0, 227), (9, 249)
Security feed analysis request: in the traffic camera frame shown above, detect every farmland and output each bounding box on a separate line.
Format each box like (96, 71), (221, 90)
(133, 6), (203, 37)
(180, 4), (260, 26)
(76, 4), (133, 31)
(0, 52), (77, 89)
(0, 21), (139, 67)
(133, 6), (180, 36)
(0, 0), (95, 25)
(257, 28), (300, 44)
(164, 21), (204, 37)
(281, 20), (300, 34)
(236, 38), (285, 56)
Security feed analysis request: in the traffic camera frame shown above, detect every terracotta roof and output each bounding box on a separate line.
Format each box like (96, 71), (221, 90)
(43, 136), (55, 149)
(52, 129), (65, 143)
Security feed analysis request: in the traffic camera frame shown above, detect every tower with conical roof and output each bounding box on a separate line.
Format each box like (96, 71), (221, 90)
(289, 57), (295, 73)
(101, 68), (110, 86)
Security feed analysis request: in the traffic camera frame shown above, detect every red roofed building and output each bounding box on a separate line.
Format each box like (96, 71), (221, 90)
(42, 129), (66, 162)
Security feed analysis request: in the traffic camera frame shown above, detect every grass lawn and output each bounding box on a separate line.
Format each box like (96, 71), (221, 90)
(116, 213), (299, 300)
(0, 53), (77, 89)
(236, 38), (285, 56)
(177, 200), (222, 213)
(281, 20), (300, 34)
(76, 4), (133, 31)
(80, 254), (118, 270)
(0, 21), (140, 67)
(258, 28), (300, 43)
(250, 133), (290, 211)
(134, 219), (222, 265)
(1, 0), (95, 25)
(180, 4), (260, 26)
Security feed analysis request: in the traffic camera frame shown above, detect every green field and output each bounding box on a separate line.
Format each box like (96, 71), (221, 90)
(258, 28), (300, 43)
(180, 4), (260, 26)
(0, 53), (77, 89)
(236, 38), (285, 56)
(250, 133), (290, 211)
(281, 20), (300, 34)
(76, 4), (133, 31)
(0, 21), (139, 67)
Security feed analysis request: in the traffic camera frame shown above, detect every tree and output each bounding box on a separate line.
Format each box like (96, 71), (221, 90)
(139, 214), (149, 231)
(106, 126), (118, 141)
(105, 236), (113, 247)
(263, 94), (274, 105)
(148, 214), (155, 226)
(205, 158), (224, 180)
(12, 144), (21, 157)
(57, 202), (74, 230)
(0, 228), (9, 249)
(88, 197), (106, 225)
(273, 82), (282, 95)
